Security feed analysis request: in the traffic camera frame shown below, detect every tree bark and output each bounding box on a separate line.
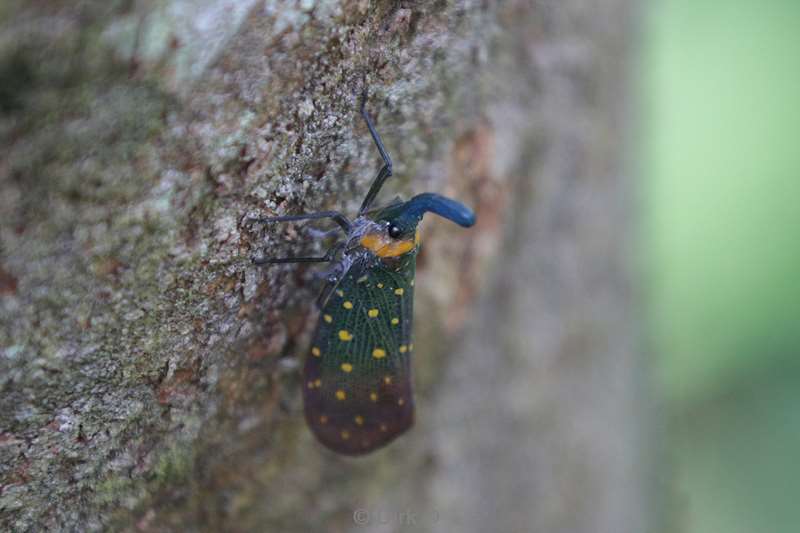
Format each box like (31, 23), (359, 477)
(0, 1), (643, 532)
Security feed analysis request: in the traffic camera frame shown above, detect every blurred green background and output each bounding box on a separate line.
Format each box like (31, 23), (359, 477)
(642, 0), (800, 531)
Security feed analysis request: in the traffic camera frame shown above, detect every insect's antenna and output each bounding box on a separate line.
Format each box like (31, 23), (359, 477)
(358, 93), (394, 215)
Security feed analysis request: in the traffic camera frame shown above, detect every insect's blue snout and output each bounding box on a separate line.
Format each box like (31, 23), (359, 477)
(404, 193), (476, 228)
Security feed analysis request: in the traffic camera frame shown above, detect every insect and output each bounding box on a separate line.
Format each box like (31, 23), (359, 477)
(250, 95), (475, 455)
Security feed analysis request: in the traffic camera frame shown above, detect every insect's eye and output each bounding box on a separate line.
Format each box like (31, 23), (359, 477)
(388, 224), (402, 239)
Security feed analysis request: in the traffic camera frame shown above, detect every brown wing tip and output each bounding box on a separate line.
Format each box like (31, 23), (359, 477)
(305, 405), (415, 456)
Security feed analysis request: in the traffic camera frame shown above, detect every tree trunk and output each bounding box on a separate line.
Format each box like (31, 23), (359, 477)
(0, 1), (643, 532)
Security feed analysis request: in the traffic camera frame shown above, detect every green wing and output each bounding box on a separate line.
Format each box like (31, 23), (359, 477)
(303, 253), (416, 455)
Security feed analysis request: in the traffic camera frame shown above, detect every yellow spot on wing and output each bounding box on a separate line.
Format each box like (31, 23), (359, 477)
(394, 288), (404, 296)
(311, 347), (321, 357)
(383, 375), (392, 385)
(391, 317), (400, 325)
(399, 345), (407, 353)
(377, 283), (384, 288)
(368, 308), (379, 318)
(314, 379), (321, 387)
(323, 314), (332, 323)
(372, 348), (386, 359)
(341, 363), (353, 373)
(335, 390), (346, 400)
(341, 430), (350, 440)
(338, 330), (353, 341)
(369, 392), (378, 402)
(336, 290), (344, 297)
(354, 415), (364, 425)
(343, 301), (353, 309)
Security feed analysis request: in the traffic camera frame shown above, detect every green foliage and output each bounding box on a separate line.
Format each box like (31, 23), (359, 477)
(642, 0), (800, 531)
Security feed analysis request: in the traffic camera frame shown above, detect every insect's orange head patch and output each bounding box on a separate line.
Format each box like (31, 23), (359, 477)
(359, 232), (416, 258)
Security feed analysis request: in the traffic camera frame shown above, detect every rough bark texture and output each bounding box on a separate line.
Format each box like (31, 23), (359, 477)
(0, 1), (642, 532)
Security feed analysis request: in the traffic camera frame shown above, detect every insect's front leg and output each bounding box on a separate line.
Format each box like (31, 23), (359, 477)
(303, 227), (342, 240)
(252, 240), (344, 265)
(247, 211), (351, 264)
(247, 210), (352, 232)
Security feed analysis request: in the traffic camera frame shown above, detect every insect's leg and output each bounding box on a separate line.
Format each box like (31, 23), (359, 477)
(312, 258), (344, 282)
(253, 256), (329, 265)
(248, 211), (351, 232)
(303, 227), (342, 240)
(316, 280), (338, 308)
(252, 240), (344, 265)
(316, 249), (352, 307)
(358, 93), (394, 215)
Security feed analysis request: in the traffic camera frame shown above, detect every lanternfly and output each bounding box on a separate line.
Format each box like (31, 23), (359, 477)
(249, 94), (476, 455)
